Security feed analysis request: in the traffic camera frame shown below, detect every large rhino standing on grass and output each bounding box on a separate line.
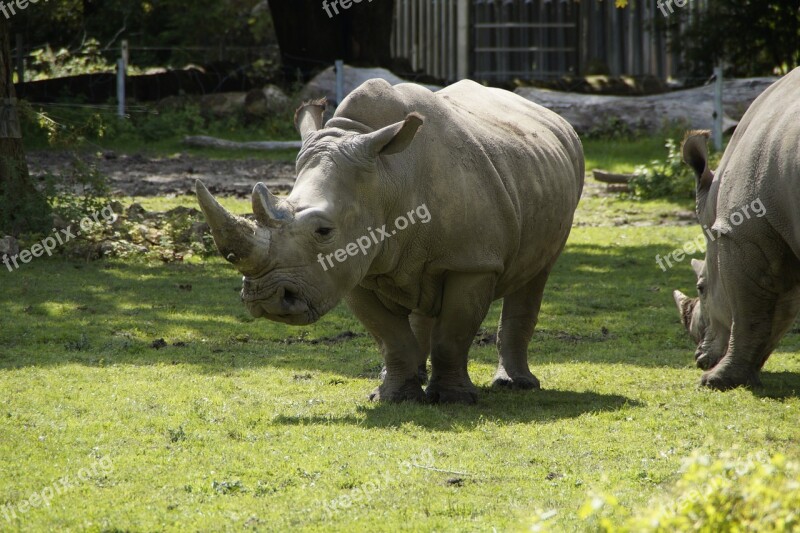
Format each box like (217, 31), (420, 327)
(196, 78), (584, 403)
(674, 67), (800, 389)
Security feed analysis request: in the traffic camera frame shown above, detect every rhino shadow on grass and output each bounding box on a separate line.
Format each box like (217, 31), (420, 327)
(271, 389), (640, 430)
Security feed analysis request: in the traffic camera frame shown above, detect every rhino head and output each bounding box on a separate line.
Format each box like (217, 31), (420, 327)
(673, 131), (732, 369)
(196, 98), (423, 325)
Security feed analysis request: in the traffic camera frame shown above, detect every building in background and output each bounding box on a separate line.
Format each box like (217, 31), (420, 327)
(391, 0), (708, 83)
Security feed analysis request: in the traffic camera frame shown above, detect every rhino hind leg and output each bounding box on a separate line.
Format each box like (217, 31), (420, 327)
(491, 269), (551, 390)
(425, 273), (496, 404)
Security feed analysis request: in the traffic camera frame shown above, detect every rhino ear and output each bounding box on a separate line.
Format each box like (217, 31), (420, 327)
(295, 98), (327, 142)
(682, 130), (714, 194)
(363, 113), (424, 157)
(691, 258), (705, 278)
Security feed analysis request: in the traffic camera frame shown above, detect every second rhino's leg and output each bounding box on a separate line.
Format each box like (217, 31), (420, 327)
(492, 268), (552, 390)
(701, 238), (792, 389)
(410, 312), (434, 383)
(426, 272), (496, 404)
(345, 285), (425, 403)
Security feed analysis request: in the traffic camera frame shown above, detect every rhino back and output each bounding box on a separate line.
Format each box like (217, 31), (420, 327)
(334, 79), (584, 301)
(713, 67), (800, 261)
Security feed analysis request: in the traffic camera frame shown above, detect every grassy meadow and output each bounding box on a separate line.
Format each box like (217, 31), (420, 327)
(1, 132), (799, 531)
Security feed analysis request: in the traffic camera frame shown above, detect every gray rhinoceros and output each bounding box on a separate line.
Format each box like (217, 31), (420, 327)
(196, 78), (584, 403)
(673, 67), (800, 390)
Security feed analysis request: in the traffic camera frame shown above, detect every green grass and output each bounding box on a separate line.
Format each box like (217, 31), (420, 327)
(2, 196), (799, 530)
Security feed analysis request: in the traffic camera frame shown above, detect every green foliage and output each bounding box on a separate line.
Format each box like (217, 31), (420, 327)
(584, 117), (646, 141)
(629, 138), (696, 200)
(629, 138), (721, 200)
(678, 0), (800, 78)
(15, 0), (277, 75)
(569, 452), (800, 532)
(27, 39), (117, 81)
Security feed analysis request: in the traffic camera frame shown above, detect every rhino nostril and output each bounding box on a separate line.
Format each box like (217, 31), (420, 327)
(283, 288), (298, 306)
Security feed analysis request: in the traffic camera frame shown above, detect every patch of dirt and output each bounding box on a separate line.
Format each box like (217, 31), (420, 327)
(26, 150), (297, 197)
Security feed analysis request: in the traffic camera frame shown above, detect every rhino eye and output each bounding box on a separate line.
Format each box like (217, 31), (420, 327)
(315, 227), (333, 237)
(697, 284), (705, 296)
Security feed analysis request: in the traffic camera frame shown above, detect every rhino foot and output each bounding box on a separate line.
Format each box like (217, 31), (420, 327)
(700, 368), (762, 390)
(369, 378), (425, 403)
(695, 349), (723, 371)
(380, 364), (428, 385)
(425, 381), (478, 404)
(491, 368), (541, 390)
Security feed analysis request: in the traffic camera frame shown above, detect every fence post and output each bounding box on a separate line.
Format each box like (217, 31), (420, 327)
(712, 64), (723, 151)
(456, 0), (469, 80)
(335, 59), (344, 105)
(117, 58), (125, 118)
(121, 40), (129, 72)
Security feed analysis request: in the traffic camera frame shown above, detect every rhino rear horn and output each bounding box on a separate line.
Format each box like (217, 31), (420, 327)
(294, 98), (327, 142)
(682, 130), (714, 193)
(252, 182), (292, 228)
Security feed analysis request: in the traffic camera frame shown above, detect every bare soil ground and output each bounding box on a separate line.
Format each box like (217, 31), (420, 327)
(27, 150), (297, 197)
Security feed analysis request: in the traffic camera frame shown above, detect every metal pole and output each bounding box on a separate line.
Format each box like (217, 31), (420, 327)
(456, 0), (469, 80)
(117, 58), (125, 118)
(335, 59), (344, 105)
(713, 64), (723, 151)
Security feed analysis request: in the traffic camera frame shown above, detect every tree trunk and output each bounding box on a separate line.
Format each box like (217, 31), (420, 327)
(268, 0), (395, 81)
(0, 21), (48, 235)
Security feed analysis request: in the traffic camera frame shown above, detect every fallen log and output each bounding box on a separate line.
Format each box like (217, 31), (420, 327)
(183, 136), (302, 151)
(515, 77), (776, 135)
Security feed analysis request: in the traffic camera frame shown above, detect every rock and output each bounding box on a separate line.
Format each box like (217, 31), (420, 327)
(300, 65), (441, 106)
(0, 235), (19, 258)
(199, 92), (247, 119)
(244, 84), (291, 118)
(126, 203), (147, 221)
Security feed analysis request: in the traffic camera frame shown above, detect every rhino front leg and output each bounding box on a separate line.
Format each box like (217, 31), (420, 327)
(345, 285), (426, 403)
(426, 272), (496, 404)
(409, 312), (433, 384)
(492, 269), (550, 390)
(701, 243), (785, 389)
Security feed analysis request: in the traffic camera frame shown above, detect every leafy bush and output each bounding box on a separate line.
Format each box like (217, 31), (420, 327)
(536, 452), (800, 532)
(629, 138), (721, 200)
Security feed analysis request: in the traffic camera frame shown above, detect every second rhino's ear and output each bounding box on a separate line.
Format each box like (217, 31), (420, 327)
(682, 130), (714, 195)
(673, 289), (696, 332)
(362, 113), (424, 157)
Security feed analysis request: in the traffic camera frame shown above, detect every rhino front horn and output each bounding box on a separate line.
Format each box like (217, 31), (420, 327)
(195, 180), (270, 267)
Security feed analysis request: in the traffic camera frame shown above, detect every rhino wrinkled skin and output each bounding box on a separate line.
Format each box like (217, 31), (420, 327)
(197, 78), (584, 403)
(674, 67), (800, 390)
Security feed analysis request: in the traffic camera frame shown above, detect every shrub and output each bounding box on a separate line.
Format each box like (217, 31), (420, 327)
(537, 452), (800, 532)
(629, 138), (721, 200)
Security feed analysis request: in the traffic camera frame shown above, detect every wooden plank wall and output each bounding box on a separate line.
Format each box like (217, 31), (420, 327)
(392, 0), (708, 83)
